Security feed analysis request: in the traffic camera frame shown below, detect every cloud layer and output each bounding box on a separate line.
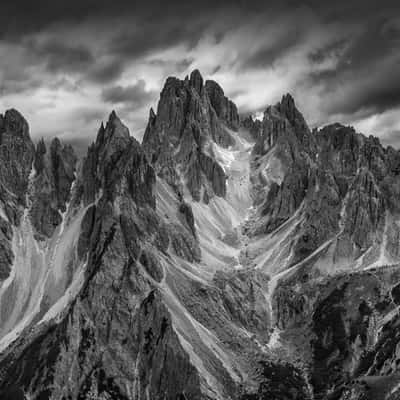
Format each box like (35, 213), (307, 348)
(0, 0), (399, 149)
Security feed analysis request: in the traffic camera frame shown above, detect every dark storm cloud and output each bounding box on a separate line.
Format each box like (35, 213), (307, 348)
(109, 20), (205, 60)
(76, 107), (105, 125)
(85, 60), (126, 84)
(335, 17), (399, 70)
(147, 58), (194, 73)
(0, 1), (133, 38)
(101, 80), (157, 109)
(28, 38), (94, 73)
(242, 26), (305, 69)
(383, 130), (400, 149)
(0, 1), (397, 43)
(1, 0), (400, 146)
(309, 15), (400, 117)
(0, 0), (241, 39)
(308, 39), (348, 64)
(0, 1), (250, 89)
(329, 78), (400, 116)
(0, 69), (43, 96)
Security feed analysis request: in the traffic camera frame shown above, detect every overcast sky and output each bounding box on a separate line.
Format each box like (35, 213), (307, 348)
(0, 0), (399, 151)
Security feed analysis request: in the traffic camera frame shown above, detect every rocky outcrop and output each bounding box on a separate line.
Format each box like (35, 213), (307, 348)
(249, 93), (400, 267)
(78, 111), (156, 208)
(185, 151), (227, 201)
(0, 109), (35, 207)
(178, 201), (196, 236)
(0, 217), (13, 281)
(142, 69), (235, 202)
(253, 93), (316, 158)
(205, 79), (240, 130)
(213, 268), (270, 335)
(30, 137), (77, 238)
(269, 267), (400, 399)
(49, 138), (77, 210)
(241, 115), (262, 141)
(250, 94), (317, 241)
(316, 124), (362, 177)
(0, 286), (202, 400)
(241, 361), (311, 400)
(0, 110), (34, 281)
(343, 168), (385, 251)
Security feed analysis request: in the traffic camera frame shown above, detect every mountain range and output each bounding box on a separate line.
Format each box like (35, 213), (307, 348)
(0, 70), (400, 400)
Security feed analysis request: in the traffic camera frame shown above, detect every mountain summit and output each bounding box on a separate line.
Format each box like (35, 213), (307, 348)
(142, 69), (238, 202)
(0, 71), (399, 400)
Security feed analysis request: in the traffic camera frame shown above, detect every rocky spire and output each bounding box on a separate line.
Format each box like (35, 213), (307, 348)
(1, 109), (32, 142)
(94, 111), (130, 156)
(33, 137), (47, 174)
(189, 69), (204, 94)
(0, 109), (37, 283)
(205, 79), (239, 130)
(0, 109), (35, 207)
(80, 110), (156, 208)
(30, 137), (77, 239)
(142, 70), (239, 202)
(149, 107), (156, 121)
(241, 115), (262, 140)
(278, 93), (296, 123)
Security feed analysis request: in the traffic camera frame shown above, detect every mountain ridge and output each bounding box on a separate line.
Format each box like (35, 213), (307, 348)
(0, 70), (399, 399)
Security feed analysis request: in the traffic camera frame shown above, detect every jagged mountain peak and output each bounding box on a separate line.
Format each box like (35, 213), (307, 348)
(142, 71), (238, 202)
(50, 136), (62, 148)
(189, 68), (204, 94)
(109, 109), (118, 120)
(205, 79), (239, 131)
(0, 109), (34, 174)
(149, 106), (156, 120)
(0, 108), (35, 208)
(30, 135), (77, 238)
(252, 92), (315, 160)
(240, 114), (263, 140)
(0, 108), (31, 140)
(78, 110), (154, 208)
(277, 93), (310, 138)
(93, 110), (133, 179)
(2, 73), (400, 400)
(101, 110), (130, 142)
(278, 92), (296, 111)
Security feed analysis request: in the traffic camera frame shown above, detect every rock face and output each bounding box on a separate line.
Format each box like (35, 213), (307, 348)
(240, 361), (311, 400)
(0, 109), (206, 400)
(205, 80), (240, 130)
(0, 109), (35, 207)
(1, 72), (400, 400)
(0, 109), (78, 281)
(142, 69), (238, 202)
(79, 111), (155, 208)
(241, 115), (262, 141)
(249, 94), (400, 268)
(30, 138), (77, 238)
(0, 110), (35, 282)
